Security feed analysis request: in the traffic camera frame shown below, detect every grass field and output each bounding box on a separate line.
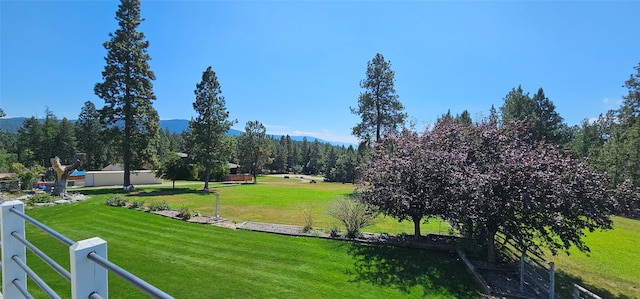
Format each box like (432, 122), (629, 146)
(18, 197), (479, 298)
(121, 176), (453, 236)
(548, 216), (640, 299)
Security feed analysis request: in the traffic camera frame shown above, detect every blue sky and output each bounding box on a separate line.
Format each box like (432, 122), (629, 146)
(2, 1), (639, 144)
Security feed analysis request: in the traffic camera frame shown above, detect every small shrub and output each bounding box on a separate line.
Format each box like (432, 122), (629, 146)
(105, 196), (128, 207)
(177, 206), (191, 220)
(327, 196), (378, 238)
(192, 210), (201, 217)
(129, 200), (145, 210)
(31, 193), (55, 204)
(148, 201), (170, 211)
(329, 225), (341, 238)
(299, 203), (314, 233)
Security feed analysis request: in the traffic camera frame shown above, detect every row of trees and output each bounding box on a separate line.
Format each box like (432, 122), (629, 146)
(0, 0), (360, 190)
(569, 63), (640, 189)
(1, 105), (362, 184)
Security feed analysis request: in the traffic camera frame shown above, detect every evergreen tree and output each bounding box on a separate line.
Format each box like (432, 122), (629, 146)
(501, 86), (568, 144)
(569, 119), (603, 159)
(500, 85), (535, 124)
(304, 139), (322, 175)
(238, 121), (271, 184)
(41, 108), (59, 164)
(94, 0), (160, 187)
(55, 118), (77, 163)
(335, 145), (357, 183)
(456, 110), (473, 125)
(620, 62), (640, 125)
(322, 146), (338, 181)
(271, 136), (288, 173)
(17, 117), (43, 166)
(351, 53), (407, 144)
(187, 66), (236, 190)
(76, 101), (108, 170)
(619, 62), (640, 186)
(531, 88), (565, 143)
(488, 104), (499, 125)
(300, 137), (310, 172)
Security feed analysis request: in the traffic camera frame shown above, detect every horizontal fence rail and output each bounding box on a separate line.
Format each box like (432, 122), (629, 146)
(573, 284), (603, 299)
(87, 252), (173, 299)
(1, 200), (175, 299)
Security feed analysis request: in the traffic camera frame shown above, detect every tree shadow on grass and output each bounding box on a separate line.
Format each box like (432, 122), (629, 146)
(555, 270), (635, 299)
(126, 188), (214, 197)
(78, 188), (126, 196)
(345, 243), (481, 298)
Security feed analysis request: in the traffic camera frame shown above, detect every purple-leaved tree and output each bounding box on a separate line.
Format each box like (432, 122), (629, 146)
(358, 119), (630, 263)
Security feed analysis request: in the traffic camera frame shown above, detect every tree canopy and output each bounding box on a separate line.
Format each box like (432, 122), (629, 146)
(500, 86), (569, 144)
(359, 120), (627, 262)
(351, 53), (407, 144)
(358, 126), (462, 239)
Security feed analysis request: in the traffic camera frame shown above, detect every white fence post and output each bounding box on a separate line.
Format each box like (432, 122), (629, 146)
(1, 200), (27, 298)
(70, 237), (108, 299)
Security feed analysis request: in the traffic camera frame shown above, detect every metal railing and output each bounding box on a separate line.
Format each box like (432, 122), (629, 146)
(0, 200), (174, 298)
(495, 233), (555, 299)
(573, 284), (602, 299)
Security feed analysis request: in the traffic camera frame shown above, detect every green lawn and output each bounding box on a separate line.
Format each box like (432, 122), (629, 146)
(18, 198), (479, 298)
(548, 216), (640, 299)
(112, 176), (453, 236)
(8, 176), (637, 298)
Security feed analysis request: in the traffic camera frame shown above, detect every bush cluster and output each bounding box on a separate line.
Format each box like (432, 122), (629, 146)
(176, 206), (191, 220)
(105, 196), (128, 207)
(129, 200), (145, 210)
(31, 193), (55, 204)
(329, 225), (341, 238)
(148, 201), (170, 211)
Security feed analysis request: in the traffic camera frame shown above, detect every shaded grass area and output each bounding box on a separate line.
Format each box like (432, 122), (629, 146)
(548, 216), (640, 299)
(18, 198), (479, 298)
(83, 176), (452, 236)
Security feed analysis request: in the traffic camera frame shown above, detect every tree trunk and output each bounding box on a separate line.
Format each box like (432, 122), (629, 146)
(412, 215), (422, 240)
(203, 167), (210, 191)
(50, 154), (83, 197)
(52, 175), (68, 197)
(123, 71), (132, 188)
(487, 229), (497, 264)
(376, 98), (381, 143)
(124, 164), (131, 188)
(252, 171), (257, 184)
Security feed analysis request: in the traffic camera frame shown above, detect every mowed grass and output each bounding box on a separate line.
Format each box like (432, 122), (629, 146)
(112, 176), (453, 236)
(548, 216), (640, 299)
(18, 198), (480, 299)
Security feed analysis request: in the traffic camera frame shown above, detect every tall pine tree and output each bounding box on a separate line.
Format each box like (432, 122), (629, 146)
(351, 53), (407, 144)
(95, 0), (160, 187)
(187, 66), (236, 190)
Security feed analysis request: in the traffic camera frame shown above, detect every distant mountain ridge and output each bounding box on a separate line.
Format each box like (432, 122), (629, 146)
(0, 117), (353, 146)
